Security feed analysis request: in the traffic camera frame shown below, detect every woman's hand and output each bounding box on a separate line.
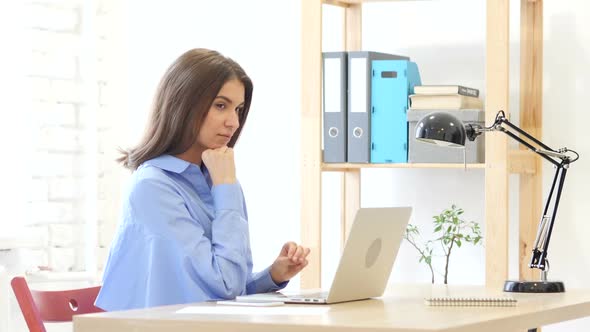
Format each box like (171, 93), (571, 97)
(269, 242), (311, 284)
(202, 146), (237, 185)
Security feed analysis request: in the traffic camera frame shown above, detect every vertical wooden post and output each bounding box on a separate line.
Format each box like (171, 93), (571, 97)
(519, 0), (543, 288)
(344, 3), (362, 50)
(300, 0), (323, 289)
(341, 4), (362, 248)
(485, 0), (510, 288)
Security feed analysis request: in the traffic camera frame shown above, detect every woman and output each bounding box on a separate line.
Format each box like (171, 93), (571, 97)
(96, 48), (310, 311)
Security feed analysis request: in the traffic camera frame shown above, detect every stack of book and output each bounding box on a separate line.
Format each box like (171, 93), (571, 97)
(409, 85), (482, 110)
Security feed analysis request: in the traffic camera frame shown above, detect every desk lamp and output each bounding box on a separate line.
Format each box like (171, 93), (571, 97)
(415, 110), (579, 293)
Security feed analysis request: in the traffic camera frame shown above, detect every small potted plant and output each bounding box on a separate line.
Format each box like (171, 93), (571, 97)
(404, 204), (483, 284)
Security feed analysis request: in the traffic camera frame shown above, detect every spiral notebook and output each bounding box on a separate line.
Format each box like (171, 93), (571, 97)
(425, 296), (517, 306)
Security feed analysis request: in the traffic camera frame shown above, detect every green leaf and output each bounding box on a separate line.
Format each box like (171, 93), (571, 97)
(406, 224), (419, 236)
(434, 225), (442, 232)
(456, 240), (462, 247)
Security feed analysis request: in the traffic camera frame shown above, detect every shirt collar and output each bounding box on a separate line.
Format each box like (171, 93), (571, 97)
(142, 154), (193, 174)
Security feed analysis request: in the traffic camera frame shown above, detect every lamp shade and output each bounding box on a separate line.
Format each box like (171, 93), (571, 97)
(415, 112), (466, 147)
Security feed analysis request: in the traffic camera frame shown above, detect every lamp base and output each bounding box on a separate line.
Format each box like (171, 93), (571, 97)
(504, 280), (565, 293)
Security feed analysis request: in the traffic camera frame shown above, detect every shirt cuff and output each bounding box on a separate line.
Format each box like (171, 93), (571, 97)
(211, 183), (243, 212)
(247, 266), (289, 294)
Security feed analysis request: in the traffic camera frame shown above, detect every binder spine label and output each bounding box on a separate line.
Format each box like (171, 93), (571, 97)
(322, 52), (347, 163)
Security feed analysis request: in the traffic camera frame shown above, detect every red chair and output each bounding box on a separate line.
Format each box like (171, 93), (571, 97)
(10, 276), (104, 332)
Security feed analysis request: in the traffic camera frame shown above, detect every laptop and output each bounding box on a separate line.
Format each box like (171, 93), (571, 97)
(235, 207), (412, 304)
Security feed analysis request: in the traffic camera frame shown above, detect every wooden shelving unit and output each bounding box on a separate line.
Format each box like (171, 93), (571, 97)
(300, 0), (543, 290)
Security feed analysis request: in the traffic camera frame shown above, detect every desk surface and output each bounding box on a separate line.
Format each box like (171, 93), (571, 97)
(74, 284), (590, 332)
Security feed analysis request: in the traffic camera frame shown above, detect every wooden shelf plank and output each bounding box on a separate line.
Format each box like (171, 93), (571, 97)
(324, 157), (537, 173)
(322, 163), (485, 171)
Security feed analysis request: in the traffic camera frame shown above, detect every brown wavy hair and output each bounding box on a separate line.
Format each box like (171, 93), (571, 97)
(118, 48), (253, 170)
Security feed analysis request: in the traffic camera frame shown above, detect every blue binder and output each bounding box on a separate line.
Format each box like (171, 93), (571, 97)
(347, 52), (409, 163)
(370, 60), (421, 163)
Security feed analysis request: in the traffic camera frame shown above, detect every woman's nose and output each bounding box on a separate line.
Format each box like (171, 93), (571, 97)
(226, 110), (240, 129)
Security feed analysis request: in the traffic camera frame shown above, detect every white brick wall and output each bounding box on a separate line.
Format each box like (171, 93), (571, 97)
(50, 79), (81, 103)
(1, 2), (125, 331)
(25, 4), (79, 32)
(28, 201), (76, 224)
(27, 77), (52, 101)
(31, 102), (77, 127)
(49, 224), (81, 247)
(14, 0), (126, 274)
(18, 249), (50, 269)
(48, 178), (82, 200)
(28, 179), (49, 201)
(29, 52), (78, 79)
(34, 127), (83, 152)
(28, 29), (80, 56)
(30, 153), (83, 177)
(48, 247), (76, 272)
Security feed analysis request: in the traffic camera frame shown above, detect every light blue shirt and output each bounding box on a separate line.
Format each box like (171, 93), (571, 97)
(95, 155), (286, 311)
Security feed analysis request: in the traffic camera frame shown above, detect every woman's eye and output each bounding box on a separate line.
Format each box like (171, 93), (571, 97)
(235, 107), (244, 114)
(215, 103), (226, 110)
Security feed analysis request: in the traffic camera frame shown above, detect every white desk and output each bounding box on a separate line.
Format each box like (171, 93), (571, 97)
(74, 284), (590, 332)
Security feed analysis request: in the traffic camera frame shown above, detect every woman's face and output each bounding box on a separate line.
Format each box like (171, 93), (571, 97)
(196, 78), (245, 150)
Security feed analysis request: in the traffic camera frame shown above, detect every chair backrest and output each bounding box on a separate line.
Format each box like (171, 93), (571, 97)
(10, 276), (104, 332)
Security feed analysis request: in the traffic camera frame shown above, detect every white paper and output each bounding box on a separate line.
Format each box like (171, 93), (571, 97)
(176, 305), (330, 315)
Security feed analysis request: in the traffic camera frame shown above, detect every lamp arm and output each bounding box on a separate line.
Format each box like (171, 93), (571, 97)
(491, 111), (564, 167)
(468, 111), (578, 165)
(529, 164), (568, 273)
(483, 111), (578, 276)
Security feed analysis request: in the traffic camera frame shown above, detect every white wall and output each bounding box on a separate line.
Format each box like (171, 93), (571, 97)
(541, 1), (590, 330)
(125, 0), (590, 330)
